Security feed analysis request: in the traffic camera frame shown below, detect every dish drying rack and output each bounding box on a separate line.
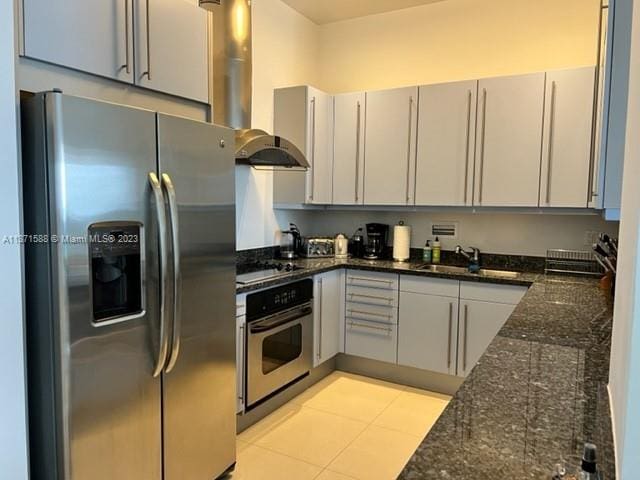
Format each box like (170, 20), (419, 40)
(545, 249), (605, 277)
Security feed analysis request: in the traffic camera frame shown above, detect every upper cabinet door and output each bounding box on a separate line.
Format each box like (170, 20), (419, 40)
(307, 88), (334, 204)
(22, 0), (134, 83)
(474, 73), (545, 207)
(540, 67), (596, 208)
(364, 87), (418, 205)
(333, 92), (365, 205)
(135, 0), (208, 103)
(415, 81), (477, 206)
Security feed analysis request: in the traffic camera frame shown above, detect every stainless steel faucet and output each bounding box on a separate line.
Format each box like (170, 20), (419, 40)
(455, 245), (480, 265)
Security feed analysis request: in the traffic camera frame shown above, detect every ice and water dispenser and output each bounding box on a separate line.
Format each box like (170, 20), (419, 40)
(89, 223), (143, 323)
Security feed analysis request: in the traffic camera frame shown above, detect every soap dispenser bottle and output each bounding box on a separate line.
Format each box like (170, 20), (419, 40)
(578, 443), (600, 480)
(432, 237), (441, 264)
(423, 240), (432, 263)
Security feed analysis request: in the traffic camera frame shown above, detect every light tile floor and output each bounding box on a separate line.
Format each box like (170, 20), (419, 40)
(227, 371), (451, 480)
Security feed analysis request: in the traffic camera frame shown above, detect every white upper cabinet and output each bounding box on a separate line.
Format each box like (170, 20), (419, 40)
(307, 88), (334, 204)
(134, 0), (208, 103)
(415, 80), (478, 206)
(363, 87), (418, 205)
(540, 67), (596, 208)
(22, 0), (134, 83)
(333, 92), (365, 205)
(474, 73), (545, 207)
(274, 86), (334, 204)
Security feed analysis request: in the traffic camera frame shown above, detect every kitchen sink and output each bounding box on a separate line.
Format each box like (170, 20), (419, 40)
(417, 264), (469, 274)
(417, 264), (521, 279)
(476, 269), (521, 279)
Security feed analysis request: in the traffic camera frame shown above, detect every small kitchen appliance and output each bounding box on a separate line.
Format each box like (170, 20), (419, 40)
(365, 223), (389, 260)
(301, 237), (335, 258)
(349, 228), (365, 258)
(279, 223), (302, 259)
(334, 234), (349, 259)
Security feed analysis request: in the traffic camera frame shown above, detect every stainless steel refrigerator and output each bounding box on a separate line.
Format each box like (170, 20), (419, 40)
(21, 91), (237, 480)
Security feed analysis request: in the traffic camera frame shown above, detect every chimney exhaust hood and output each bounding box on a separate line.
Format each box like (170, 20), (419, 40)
(206, 0), (309, 170)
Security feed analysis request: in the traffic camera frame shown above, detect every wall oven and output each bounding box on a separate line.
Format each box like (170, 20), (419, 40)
(245, 279), (313, 408)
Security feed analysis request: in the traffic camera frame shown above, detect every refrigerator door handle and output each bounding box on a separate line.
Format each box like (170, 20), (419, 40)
(162, 173), (182, 373)
(149, 172), (170, 378)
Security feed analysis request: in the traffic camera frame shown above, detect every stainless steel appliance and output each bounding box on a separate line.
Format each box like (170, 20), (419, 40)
(301, 237), (335, 258)
(209, 0), (309, 169)
(279, 223), (302, 259)
(236, 261), (305, 285)
(365, 223), (389, 259)
(245, 280), (314, 408)
(22, 92), (237, 480)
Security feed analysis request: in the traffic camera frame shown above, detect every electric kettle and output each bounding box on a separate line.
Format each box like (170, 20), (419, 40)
(335, 233), (349, 259)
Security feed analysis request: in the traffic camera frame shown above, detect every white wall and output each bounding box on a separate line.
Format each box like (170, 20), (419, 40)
(236, 0), (320, 249)
(609, 0), (640, 475)
(0, 1), (29, 478)
(292, 210), (618, 257)
(241, 0), (618, 251)
(318, 0), (601, 93)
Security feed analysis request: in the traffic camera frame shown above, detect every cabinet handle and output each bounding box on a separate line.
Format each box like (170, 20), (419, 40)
(318, 278), (323, 359)
(464, 90), (472, 204)
(447, 302), (453, 369)
(463, 304), (469, 372)
(546, 81), (557, 205)
(141, 0), (152, 80)
(478, 89), (487, 205)
(309, 97), (316, 202)
(347, 309), (393, 321)
(355, 101), (361, 202)
(348, 321), (392, 334)
(120, 0), (130, 74)
(348, 276), (394, 285)
(348, 292), (394, 304)
(405, 96), (414, 203)
(238, 323), (245, 401)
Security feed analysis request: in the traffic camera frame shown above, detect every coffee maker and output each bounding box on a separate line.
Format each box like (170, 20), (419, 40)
(364, 223), (389, 259)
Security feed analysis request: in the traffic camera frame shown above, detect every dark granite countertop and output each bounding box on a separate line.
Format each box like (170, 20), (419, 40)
(235, 257), (538, 294)
(235, 258), (615, 478)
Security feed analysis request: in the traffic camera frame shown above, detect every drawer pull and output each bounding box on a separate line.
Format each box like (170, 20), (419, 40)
(347, 309), (393, 320)
(348, 276), (395, 285)
(348, 292), (394, 304)
(348, 321), (392, 333)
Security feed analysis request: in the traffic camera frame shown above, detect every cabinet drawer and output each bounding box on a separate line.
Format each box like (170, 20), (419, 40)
(345, 320), (398, 364)
(400, 275), (459, 297)
(345, 302), (398, 325)
(346, 270), (399, 291)
(346, 285), (398, 307)
(459, 282), (527, 305)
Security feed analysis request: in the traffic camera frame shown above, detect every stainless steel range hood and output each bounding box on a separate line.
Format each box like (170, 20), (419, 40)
(206, 0), (309, 170)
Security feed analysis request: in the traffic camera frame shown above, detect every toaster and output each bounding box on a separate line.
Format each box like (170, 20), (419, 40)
(301, 237), (335, 258)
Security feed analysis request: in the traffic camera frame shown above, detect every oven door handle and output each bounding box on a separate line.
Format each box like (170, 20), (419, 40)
(250, 305), (312, 334)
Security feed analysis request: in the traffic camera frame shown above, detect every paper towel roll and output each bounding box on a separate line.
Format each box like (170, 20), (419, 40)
(393, 223), (411, 262)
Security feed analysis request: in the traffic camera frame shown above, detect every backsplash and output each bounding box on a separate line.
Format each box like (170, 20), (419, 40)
(236, 245), (546, 273)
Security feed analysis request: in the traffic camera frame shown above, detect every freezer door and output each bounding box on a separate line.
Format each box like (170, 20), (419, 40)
(157, 114), (237, 480)
(23, 92), (163, 480)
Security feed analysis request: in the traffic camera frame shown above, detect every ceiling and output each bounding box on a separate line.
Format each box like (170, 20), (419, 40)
(280, 0), (446, 25)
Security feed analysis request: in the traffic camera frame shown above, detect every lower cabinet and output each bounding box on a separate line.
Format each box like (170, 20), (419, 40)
(456, 299), (516, 377)
(345, 321), (398, 364)
(398, 291), (458, 375)
(456, 282), (527, 377)
(314, 270), (344, 366)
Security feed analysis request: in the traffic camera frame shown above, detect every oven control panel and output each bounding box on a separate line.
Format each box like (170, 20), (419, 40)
(246, 279), (313, 321)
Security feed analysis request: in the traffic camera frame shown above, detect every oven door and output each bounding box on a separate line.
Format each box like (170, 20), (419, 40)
(246, 302), (313, 407)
